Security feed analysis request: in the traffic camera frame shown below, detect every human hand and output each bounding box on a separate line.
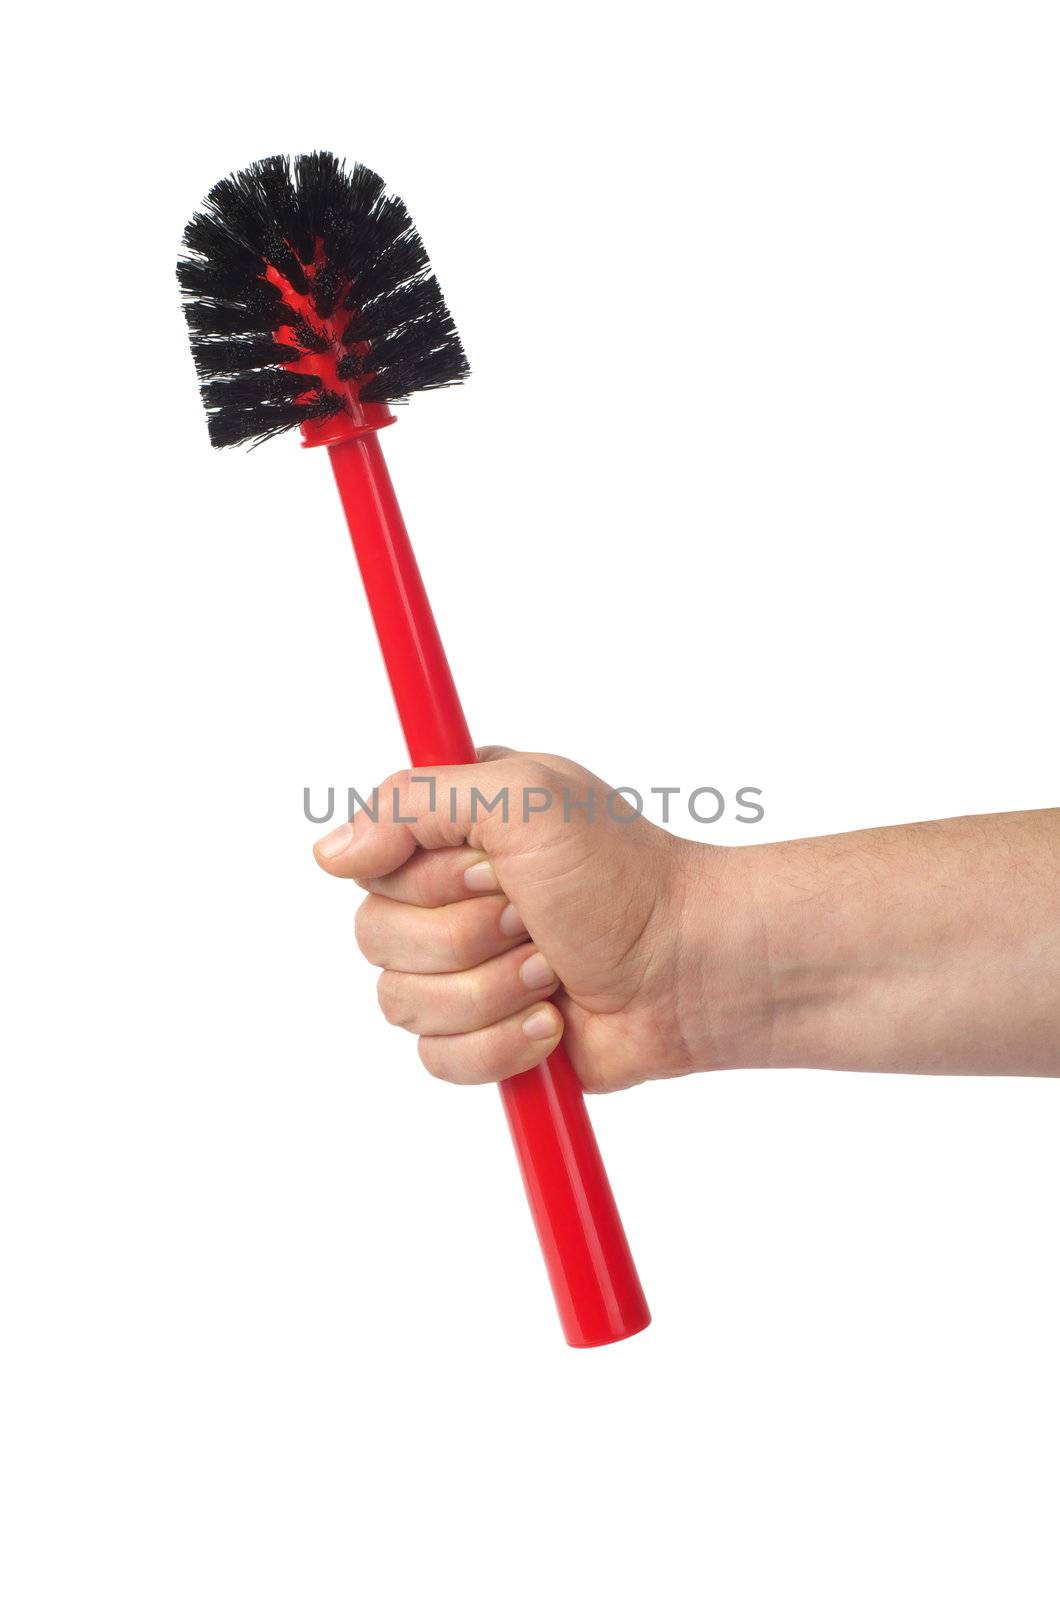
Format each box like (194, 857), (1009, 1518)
(312, 748), (753, 1091)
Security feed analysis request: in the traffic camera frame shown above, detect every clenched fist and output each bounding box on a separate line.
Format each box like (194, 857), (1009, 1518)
(313, 748), (749, 1090)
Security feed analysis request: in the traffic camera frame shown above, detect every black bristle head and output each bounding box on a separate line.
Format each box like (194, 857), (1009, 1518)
(179, 152), (469, 447)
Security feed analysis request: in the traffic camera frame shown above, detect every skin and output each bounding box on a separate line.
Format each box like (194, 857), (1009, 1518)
(313, 749), (1060, 1090)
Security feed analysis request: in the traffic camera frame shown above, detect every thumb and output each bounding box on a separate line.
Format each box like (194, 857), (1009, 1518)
(312, 755), (581, 880)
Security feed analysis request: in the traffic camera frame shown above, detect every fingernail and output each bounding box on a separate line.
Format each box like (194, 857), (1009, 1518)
(519, 951), (555, 990)
(522, 1006), (558, 1041)
(499, 902), (527, 937)
(317, 822), (354, 859)
(463, 859), (498, 893)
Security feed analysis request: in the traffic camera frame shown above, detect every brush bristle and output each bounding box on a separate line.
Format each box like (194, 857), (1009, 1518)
(179, 152), (470, 448)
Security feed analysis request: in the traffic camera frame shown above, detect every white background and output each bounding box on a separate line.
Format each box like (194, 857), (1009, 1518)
(2, 3), (1058, 1596)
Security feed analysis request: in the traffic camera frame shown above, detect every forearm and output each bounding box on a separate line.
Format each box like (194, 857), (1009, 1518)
(686, 810), (1060, 1077)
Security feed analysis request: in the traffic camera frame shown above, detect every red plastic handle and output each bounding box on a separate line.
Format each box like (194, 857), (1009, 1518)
(327, 432), (650, 1345)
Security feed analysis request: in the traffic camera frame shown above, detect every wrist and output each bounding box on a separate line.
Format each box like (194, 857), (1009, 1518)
(671, 839), (777, 1070)
(674, 836), (859, 1072)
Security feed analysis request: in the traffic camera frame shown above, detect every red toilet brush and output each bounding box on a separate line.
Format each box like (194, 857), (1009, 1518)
(179, 152), (650, 1346)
